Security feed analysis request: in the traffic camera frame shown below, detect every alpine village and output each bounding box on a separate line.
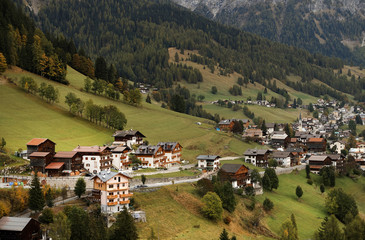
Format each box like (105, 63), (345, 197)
(1, 0), (365, 239)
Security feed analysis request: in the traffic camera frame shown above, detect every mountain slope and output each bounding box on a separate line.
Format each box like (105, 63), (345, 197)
(172, 0), (365, 66)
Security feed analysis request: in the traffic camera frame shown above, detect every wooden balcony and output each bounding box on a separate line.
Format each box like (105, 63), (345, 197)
(107, 194), (118, 199)
(120, 193), (133, 198)
(107, 201), (118, 206)
(119, 200), (130, 205)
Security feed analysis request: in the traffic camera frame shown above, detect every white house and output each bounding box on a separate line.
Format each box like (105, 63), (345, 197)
(111, 146), (131, 170)
(134, 145), (166, 168)
(196, 155), (220, 171)
(157, 142), (183, 168)
(92, 171), (132, 214)
(72, 146), (112, 174)
(244, 149), (270, 168)
(272, 151), (291, 167)
(112, 130), (145, 148)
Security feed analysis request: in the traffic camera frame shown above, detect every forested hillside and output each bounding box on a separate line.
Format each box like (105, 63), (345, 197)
(33, 0), (359, 97)
(174, 0), (365, 66)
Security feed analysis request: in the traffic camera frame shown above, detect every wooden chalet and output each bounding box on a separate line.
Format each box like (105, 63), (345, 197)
(53, 151), (82, 173)
(271, 132), (289, 148)
(29, 152), (53, 173)
(157, 142), (183, 167)
(244, 149), (270, 167)
(218, 119), (235, 131)
(0, 217), (41, 240)
(218, 164), (251, 188)
(45, 162), (65, 177)
(307, 138), (327, 152)
(242, 129), (263, 139)
(327, 154), (345, 173)
(272, 151), (298, 167)
(112, 130), (145, 147)
(134, 145), (166, 168)
(26, 138), (55, 156)
(308, 155), (332, 173)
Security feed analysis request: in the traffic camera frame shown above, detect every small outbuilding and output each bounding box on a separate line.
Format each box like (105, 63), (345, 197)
(0, 217), (41, 240)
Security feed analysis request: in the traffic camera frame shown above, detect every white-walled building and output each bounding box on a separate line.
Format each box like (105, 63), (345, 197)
(134, 145), (166, 168)
(197, 155), (220, 171)
(111, 146), (131, 170)
(272, 151), (292, 167)
(72, 146), (112, 174)
(329, 141), (346, 154)
(157, 142), (183, 168)
(92, 171), (132, 213)
(112, 130), (145, 148)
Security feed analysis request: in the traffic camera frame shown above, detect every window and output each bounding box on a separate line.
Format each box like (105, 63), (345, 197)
(85, 157), (88, 160)
(109, 184), (113, 188)
(118, 177), (120, 182)
(86, 164), (90, 167)
(114, 177), (116, 180)
(122, 183), (125, 187)
(91, 157), (96, 160)
(117, 184), (119, 188)
(109, 192), (113, 196)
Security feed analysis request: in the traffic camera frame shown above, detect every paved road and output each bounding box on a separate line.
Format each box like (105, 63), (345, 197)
(130, 164), (195, 176)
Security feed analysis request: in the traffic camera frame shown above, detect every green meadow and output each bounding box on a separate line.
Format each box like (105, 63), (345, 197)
(2, 66), (263, 162)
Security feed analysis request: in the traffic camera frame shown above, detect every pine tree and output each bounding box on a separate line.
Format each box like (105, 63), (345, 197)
(314, 215), (344, 240)
(262, 173), (272, 191)
(45, 188), (54, 207)
(296, 186), (303, 199)
(146, 94), (151, 103)
(219, 229), (230, 240)
(28, 174), (45, 212)
(110, 208), (138, 240)
(74, 177), (86, 198)
(305, 165), (310, 179)
(141, 174), (146, 185)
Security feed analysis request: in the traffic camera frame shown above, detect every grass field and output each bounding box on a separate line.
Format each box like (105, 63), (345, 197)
(256, 170), (365, 239)
(2, 66), (264, 162)
(202, 104), (309, 123)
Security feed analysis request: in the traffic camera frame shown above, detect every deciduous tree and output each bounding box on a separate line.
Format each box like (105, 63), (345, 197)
(201, 192), (223, 221)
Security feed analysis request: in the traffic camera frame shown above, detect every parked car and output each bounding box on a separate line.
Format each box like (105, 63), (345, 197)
(132, 166), (138, 170)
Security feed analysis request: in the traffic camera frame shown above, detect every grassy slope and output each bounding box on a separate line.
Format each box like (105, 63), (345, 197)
(134, 170), (365, 240)
(168, 48), (314, 123)
(0, 81), (113, 152)
(256, 170), (365, 239)
(2, 67), (262, 161)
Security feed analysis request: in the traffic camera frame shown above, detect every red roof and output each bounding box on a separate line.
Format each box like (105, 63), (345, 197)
(54, 151), (77, 158)
(27, 138), (48, 146)
(308, 138), (324, 143)
(45, 162), (64, 170)
(73, 146), (109, 153)
(29, 152), (51, 157)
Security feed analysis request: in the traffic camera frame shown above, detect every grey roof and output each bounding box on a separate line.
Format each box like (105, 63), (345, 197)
(157, 142), (181, 151)
(0, 217), (35, 231)
(272, 151), (291, 158)
(135, 145), (161, 155)
(265, 123), (276, 128)
(91, 171), (131, 182)
(327, 154), (344, 161)
(197, 155), (220, 160)
(286, 147), (304, 153)
(308, 155), (329, 161)
(218, 119), (233, 125)
(113, 130), (145, 138)
(111, 146), (131, 153)
(244, 149), (269, 156)
(221, 164), (248, 173)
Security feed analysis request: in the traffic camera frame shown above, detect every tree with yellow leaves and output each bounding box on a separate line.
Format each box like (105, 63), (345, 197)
(0, 53), (7, 74)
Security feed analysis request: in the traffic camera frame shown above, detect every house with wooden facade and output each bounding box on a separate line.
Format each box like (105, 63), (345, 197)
(218, 119), (235, 131)
(244, 149), (270, 167)
(308, 155), (332, 173)
(0, 217), (41, 240)
(53, 151), (82, 173)
(134, 145), (166, 168)
(111, 146), (131, 170)
(157, 142), (183, 167)
(29, 152), (53, 173)
(73, 146), (112, 174)
(112, 130), (145, 148)
(242, 129), (263, 139)
(271, 132), (289, 148)
(45, 162), (65, 177)
(327, 154), (345, 173)
(307, 138), (327, 152)
(26, 138), (55, 157)
(92, 171), (132, 214)
(197, 155), (220, 171)
(218, 164), (251, 188)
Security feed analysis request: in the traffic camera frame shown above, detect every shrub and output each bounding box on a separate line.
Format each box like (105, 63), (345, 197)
(263, 198), (274, 212)
(244, 186), (255, 196)
(201, 192), (223, 221)
(307, 179), (313, 185)
(244, 201), (255, 211)
(223, 216), (232, 225)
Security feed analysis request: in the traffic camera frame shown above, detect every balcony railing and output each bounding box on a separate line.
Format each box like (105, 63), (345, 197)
(120, 193), (133, 198)
(107, 201), (118, 206)
(107, 194), (119, 199)
(119, 200), (130, 205)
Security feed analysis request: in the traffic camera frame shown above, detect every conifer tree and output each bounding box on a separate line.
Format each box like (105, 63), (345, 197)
(109, 207), (138, 240)
(74, 177), (86, 198)
(28, 174), (45, 212)
(296, 186), (303, 199)
(0, 53), (7, 74)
